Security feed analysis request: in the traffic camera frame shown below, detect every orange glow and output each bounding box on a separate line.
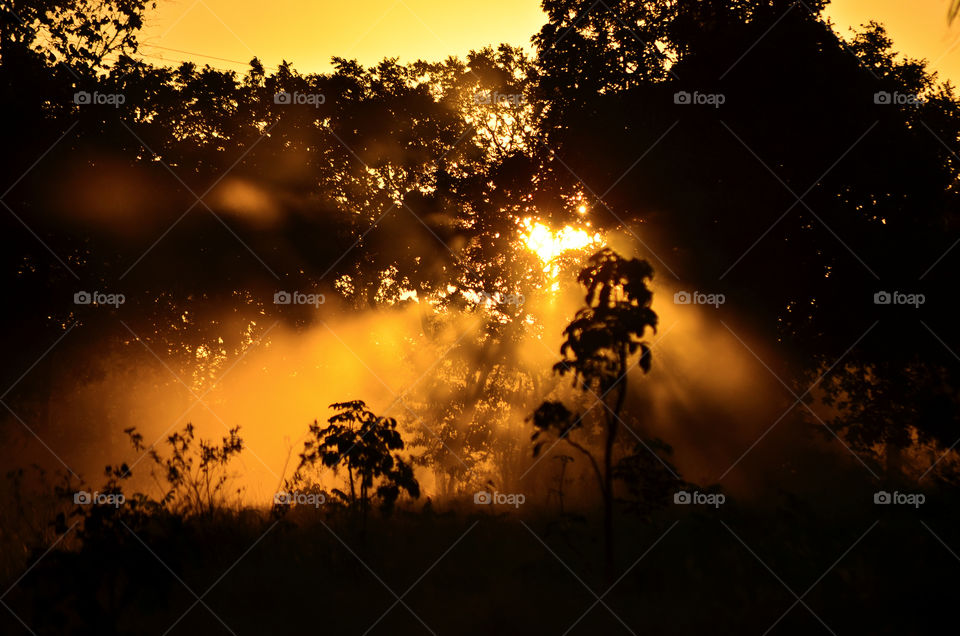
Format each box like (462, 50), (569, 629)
(824, 0), (960, 83)
(139, 0), (547, 74)
(136, 1), (960, 84)
(518, 217), (603, 269)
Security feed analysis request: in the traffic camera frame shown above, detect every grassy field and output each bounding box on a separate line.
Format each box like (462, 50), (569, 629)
(2, 485), (956, 635)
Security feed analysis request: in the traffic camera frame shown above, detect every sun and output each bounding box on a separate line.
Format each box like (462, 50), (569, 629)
(518, 217), (603, 274)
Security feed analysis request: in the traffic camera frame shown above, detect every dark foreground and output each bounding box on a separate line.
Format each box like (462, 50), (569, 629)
(2, 492), (957, 636)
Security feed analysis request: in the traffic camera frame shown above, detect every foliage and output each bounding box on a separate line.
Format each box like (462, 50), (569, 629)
(613, 440), (683, 518)
(532, 248), (663, 575)
(533, 248), (658, 461)
(294, 400), (419, 518)
(123, 422), (244, 517)
(555, 247), (657, 392)
(0, 0), (958, 522)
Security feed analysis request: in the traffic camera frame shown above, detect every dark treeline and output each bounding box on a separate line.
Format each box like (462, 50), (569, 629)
(2, 0), (958, 475)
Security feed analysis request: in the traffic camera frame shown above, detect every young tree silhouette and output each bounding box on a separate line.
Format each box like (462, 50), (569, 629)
(295, 401), (419, 527)
(532, 247), (657, 577)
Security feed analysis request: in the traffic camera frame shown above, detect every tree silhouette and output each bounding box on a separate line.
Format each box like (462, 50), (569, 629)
(295, 401), (419, 526)
(532, 247), (657, 576)
(531, 0), (960, 476)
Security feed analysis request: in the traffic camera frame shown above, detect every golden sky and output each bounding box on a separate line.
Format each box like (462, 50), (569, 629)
(824, 0), (960, 84)
(138, 0), (547, 73)
(139, 0), (960, 82)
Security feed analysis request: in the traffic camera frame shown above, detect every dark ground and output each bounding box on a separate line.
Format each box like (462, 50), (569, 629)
(2, 489), (957, 635)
